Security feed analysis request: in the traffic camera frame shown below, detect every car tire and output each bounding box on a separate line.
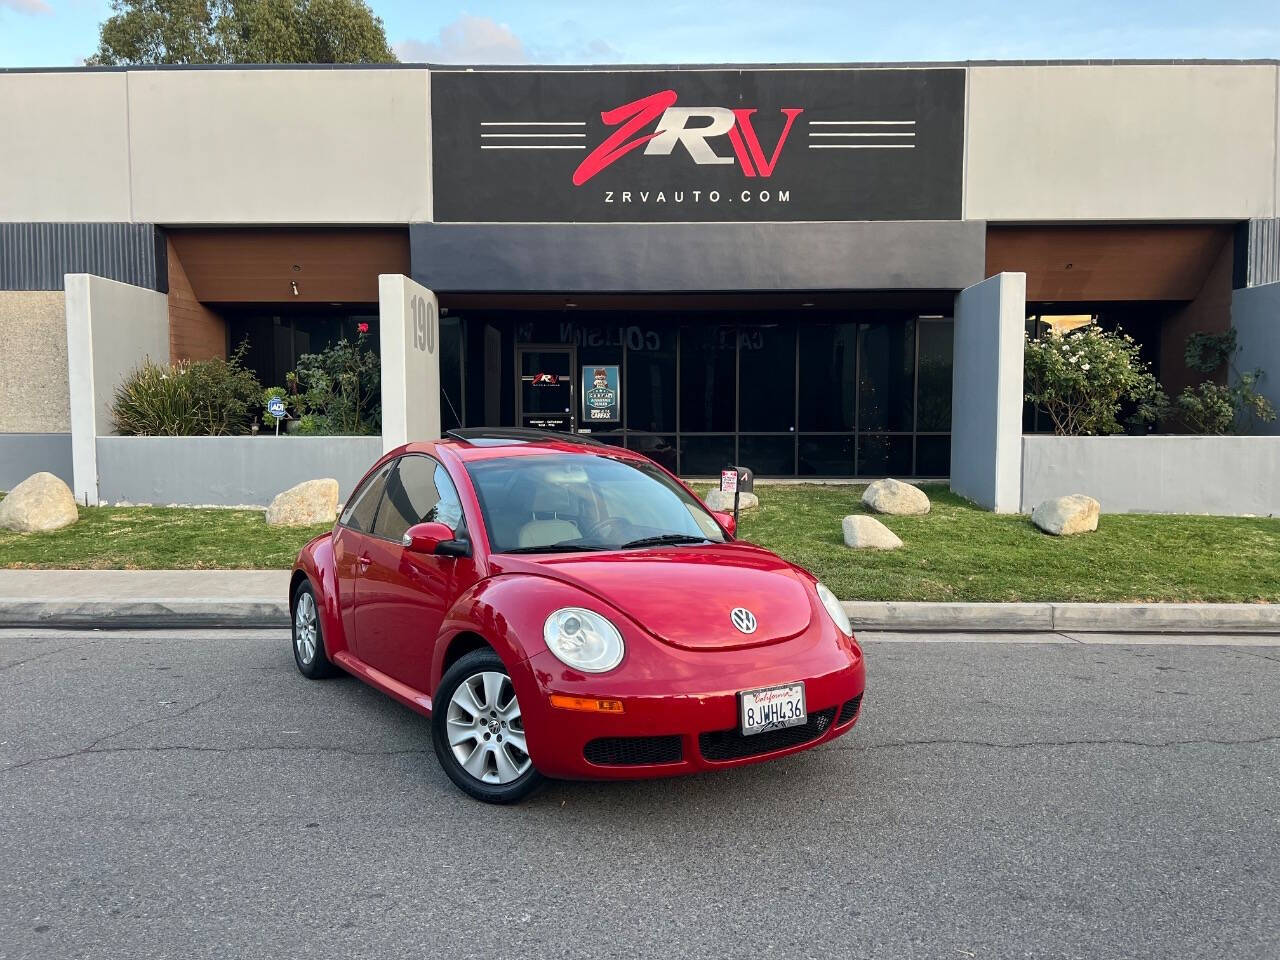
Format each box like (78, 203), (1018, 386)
(291, 580), (340, 679)
(432, 649), (544, 804)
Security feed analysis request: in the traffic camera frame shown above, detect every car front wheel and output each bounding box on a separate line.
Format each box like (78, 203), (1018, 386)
(432, 649), (543, 804)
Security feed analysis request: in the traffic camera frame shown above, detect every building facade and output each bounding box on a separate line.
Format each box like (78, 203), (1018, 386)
(2, 60), (1279, 487)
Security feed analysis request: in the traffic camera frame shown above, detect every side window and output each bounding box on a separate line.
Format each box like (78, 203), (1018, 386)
(339, 462), (392, 533)
(372, 455), (464, 542)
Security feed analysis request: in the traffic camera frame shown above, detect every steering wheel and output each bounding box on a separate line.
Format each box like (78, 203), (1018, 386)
(581, 516), (632, 543)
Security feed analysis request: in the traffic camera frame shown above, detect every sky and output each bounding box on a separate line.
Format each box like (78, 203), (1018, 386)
(1, 0), (1279, 68)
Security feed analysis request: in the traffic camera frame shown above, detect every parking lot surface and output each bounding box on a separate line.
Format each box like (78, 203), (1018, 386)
(1, 629), (1277, 960)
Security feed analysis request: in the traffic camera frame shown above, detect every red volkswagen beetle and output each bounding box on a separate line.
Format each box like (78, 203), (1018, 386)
(290, 429), (865, 803)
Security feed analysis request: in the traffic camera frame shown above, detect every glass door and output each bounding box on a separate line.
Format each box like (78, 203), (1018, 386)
(517, 346), (576, 432)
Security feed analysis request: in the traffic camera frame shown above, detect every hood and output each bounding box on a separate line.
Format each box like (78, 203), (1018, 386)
(495, 543), (814, 651)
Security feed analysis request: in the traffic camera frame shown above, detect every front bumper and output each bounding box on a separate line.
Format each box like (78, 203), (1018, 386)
(509, 624), (866, 780)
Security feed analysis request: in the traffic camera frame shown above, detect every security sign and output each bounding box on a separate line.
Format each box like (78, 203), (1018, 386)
(582, 365), (620, 423)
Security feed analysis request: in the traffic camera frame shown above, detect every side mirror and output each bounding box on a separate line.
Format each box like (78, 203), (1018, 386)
(711, 510), (737, 537)
(402, 521), (469, 557)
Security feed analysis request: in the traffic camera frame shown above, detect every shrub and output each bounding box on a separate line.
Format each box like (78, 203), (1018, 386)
(1173, 329), (1276, 435)
(287, 329), (381, 435)
(112, 343), (263, 436)
(1024, 325), (1165, 436)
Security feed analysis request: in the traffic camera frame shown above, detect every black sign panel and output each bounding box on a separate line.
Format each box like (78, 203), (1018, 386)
(431, 68), (964, 224)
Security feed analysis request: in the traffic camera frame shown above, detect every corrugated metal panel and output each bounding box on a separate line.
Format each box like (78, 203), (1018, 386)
(1246, 218), (1280, 287)
(0, 223), (167, 292)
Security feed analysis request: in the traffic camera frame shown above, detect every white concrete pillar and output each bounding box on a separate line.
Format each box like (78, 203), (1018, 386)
(64, 274), (170, 505)
(949, 272), (1026, 512)
(1231, 280), (1280, 436)
(378, 274), (441, 454)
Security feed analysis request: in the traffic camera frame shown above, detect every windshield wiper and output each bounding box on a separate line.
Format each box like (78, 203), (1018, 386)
(502, 543), (606, 554)
(619, 533), (711, 549)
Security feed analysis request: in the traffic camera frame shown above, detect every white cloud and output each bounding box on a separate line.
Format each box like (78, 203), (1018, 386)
(395, 14), (529, 64)
(0, 0), (52, 14)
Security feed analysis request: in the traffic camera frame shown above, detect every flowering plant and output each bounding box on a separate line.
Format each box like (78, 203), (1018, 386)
(1024, 325), (1165, 436)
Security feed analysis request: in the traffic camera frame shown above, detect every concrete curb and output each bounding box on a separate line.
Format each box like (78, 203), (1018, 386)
(842, 601), (1280, 634)
(1, 596), (1277, 633)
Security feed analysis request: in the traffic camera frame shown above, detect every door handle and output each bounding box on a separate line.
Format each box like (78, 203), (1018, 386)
(357, 553), (372, 572)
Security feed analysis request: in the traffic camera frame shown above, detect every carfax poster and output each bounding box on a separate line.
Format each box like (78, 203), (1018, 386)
(582, 365), (620, 423)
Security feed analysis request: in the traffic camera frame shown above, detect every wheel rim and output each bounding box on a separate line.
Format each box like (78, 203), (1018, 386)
(445, 670), (531, 785)
(294, 592), (318, 665)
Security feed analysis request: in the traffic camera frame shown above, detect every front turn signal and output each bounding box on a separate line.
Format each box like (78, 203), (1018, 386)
(549, 694), (625, 714)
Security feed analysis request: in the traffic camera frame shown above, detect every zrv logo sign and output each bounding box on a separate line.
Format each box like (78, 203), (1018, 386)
(432, 68), (964, 223)
(572, 91), (803, 185)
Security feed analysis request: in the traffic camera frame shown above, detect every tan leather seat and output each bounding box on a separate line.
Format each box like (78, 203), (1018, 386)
(515, 485), (582, 548)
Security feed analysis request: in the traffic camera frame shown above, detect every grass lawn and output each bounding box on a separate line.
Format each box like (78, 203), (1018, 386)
(1, 485), (1278, 602)
(0, 500), (328, 570)
(696, 484), (1280, 604)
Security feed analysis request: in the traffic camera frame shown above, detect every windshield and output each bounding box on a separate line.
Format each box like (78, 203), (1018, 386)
(465, 453), (728, 553)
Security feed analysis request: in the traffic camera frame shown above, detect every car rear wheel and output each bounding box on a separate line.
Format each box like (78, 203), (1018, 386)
(292, 580), (339, 679)
(432, 649), (543, 804)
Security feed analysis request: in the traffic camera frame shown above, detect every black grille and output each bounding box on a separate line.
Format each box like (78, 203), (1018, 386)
(699, 708), (836, 762)
(584, 735), (683, 766)
(837, 694), (863, 726)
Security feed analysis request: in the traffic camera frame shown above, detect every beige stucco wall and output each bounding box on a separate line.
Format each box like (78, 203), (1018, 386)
(966, 64), (1279, 221)
(0, 72), (132, 222)
(0, 291), (69, 432)
(128, 68), (431, 224)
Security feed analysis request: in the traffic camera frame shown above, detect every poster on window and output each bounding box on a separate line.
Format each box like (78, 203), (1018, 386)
(582, 365), (620, 423)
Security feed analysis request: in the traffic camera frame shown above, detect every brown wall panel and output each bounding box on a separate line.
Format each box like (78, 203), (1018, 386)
(167, 228), (409, 304)
(1159, 233), (1235, 399)
(986, 225), (1233, 301)
(167, 237), (226, 362)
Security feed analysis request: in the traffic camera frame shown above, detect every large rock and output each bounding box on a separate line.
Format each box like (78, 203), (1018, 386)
(862, 478), (930, 516)
(1031, 495), (1100, 536)
(841, 515), (903, 550)
(704, 489), (760, 512)
(0, 472), (79, 532)
(265, 478), (339, 526)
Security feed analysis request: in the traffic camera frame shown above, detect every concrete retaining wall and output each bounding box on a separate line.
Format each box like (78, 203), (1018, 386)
(96, 435), (383, 506)
(1020, 435), (1280, 515)
(0, 433), (72, 490)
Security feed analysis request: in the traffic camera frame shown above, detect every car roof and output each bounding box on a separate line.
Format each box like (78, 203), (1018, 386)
(398, 429), (650, 466)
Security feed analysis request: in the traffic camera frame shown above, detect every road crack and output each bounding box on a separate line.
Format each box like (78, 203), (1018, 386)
(834, 734), (1280, 752)
(0, 743), (432, 776)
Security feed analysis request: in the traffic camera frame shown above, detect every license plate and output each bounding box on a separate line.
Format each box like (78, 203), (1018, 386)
(739, 683), (807, 736)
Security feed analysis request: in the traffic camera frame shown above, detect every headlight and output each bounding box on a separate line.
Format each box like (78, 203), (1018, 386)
(543, 607), (625, 673)
(815, 582), (852, 636)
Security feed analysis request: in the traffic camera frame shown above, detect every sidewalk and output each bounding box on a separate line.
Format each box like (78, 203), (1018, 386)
(2, 569), (1279, 633)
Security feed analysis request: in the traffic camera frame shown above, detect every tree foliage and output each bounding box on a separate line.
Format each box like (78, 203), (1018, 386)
(89, 0), (396, 65)
(1023, 325), (1165, 436)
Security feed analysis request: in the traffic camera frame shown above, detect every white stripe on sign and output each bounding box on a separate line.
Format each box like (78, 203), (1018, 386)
(480, 121), (587, 126)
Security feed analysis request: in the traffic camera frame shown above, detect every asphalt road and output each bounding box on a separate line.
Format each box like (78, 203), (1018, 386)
(1, 629), (1277, 960)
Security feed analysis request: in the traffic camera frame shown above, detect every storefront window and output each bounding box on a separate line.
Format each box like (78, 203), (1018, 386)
(798, 323), (857, 431)
(680, 325), (736, 433)
(455, 310), (953, 478)
(738, 324), (795, 433)
(858, 319), (915, 432)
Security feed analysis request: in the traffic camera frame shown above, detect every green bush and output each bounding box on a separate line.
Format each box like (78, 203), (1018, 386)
(286, 329), (381, 435)
(112, 343), (263, 436)
(1024, 324), (1165, 436)
(1173, 329), (1276, 435)
(262, 386), (288, 429)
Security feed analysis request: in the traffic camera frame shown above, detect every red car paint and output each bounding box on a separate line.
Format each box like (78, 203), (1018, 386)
(291, 435), (865, 780)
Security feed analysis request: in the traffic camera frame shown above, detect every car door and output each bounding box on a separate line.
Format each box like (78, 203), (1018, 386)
(353, 455), (474, 693)
(332, 460), (394, 647)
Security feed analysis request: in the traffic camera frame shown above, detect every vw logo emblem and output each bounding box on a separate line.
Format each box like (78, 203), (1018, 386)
(730, 607), (758, 634)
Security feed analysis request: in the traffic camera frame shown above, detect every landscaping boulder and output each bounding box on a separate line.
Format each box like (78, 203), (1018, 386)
(862, 478), (930, 516)
(1031, 494), (1100, 536)
(704, 489), (760, 512)
(841, 515), (903, 550)
(0, 472), (78, 533)
(265, 478), (339, 526)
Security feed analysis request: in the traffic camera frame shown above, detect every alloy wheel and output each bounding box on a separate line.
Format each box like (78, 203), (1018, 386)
(294, 592), (318, 665)
(445, 671), (531, 785)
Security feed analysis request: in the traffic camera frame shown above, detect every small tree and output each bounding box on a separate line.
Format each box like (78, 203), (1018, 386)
(1173, 329), (1276, 435)
(1024, 325), (1165, 436)
(89, 0), (396, 66)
